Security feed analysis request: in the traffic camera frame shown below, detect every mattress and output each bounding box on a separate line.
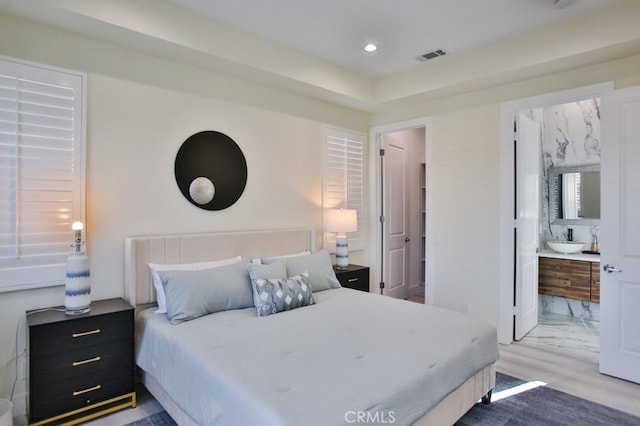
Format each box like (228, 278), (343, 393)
(136, 288), (499, 426)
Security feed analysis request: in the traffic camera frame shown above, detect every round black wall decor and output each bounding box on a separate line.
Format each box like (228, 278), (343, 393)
(174, 131), (247, 210)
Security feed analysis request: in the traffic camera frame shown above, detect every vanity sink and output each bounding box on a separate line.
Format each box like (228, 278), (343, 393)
(547, 241), (585, 254)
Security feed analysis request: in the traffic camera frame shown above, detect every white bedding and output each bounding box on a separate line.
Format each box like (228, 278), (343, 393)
(136, 288), (499, 426)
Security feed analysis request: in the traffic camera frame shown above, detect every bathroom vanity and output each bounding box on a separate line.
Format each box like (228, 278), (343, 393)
(538, 251), (600, 303)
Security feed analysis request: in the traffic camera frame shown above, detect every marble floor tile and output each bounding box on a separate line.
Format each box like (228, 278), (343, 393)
(539, 294), (600, 321)
(518, 312), (599, 363)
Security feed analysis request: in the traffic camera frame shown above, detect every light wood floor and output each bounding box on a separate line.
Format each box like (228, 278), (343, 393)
(497, 341), (640, 418)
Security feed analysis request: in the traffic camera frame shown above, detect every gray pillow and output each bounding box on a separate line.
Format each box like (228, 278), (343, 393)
(248, 259), (287, 280)
(262, 249), (341, 292)
(159, 260), (253, 324)
(253, 272), (315, 317)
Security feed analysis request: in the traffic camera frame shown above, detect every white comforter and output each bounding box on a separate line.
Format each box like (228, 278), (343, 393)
(136, 288), (498, 426)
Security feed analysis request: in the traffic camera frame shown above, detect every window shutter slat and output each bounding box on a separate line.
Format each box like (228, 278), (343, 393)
(323, 127), (365, 252)
(0, 56), (85, 292)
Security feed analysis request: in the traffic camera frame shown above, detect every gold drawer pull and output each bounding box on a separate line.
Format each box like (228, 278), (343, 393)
(72, 329), (101, 338)
(72, 356), (101, 367)
(348, 278), (359, 282)
(73, 385), (101, 396)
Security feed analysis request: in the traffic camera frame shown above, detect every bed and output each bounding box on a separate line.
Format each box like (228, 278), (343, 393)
(124, 229), (498, 425)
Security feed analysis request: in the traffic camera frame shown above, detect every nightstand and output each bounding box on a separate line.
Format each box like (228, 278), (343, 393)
(27, 298), (136, 425)
(334, 264), (370, 292)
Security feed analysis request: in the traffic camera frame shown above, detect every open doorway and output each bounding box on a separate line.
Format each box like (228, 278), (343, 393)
(369, 118), (432, 304)
(515, 100), (601, 364)
(380, 128), (425, 301)
(498, 82), (612, 348)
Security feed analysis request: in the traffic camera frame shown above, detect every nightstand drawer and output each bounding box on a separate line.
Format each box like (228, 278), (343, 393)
(29, 309), (133, 358)
(30, 373), (133, 422)
(334, 265), (370, 292)
(30, 339), (133, 387)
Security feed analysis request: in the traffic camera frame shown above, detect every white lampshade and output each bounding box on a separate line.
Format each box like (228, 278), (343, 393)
(326, 209), (358, 233)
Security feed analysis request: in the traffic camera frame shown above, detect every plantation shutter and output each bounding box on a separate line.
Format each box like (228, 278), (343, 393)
(323, 127), (364, 251)
(0, 56), (85, 292)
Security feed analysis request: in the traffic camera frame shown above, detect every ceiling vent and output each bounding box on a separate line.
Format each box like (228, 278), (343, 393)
(417, 49), (447, 62)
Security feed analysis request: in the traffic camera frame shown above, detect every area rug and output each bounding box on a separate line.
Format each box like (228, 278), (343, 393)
(127, 373), (640, 425)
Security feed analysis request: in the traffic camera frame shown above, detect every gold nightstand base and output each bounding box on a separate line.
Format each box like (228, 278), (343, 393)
(30, 392), (136, 426)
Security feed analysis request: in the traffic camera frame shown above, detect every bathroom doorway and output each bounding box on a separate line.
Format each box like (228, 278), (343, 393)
(503, 85), (608, 363)
(518, 100), (601, 362)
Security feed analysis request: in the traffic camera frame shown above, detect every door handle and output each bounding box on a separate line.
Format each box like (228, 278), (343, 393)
(603, 264), (622, 273)
(405, 237), (411, 242)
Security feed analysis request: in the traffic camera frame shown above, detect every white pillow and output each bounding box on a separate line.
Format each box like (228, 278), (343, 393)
(148, 255), (242, 314)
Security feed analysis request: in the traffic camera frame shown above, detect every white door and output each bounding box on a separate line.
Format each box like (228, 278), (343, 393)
(382, 135), (409, 299)
(514, 113), (540, 340)
(600, 86), (640, 384)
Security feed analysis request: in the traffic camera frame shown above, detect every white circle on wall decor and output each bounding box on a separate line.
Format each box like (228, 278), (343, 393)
(189, 177), (215, 205)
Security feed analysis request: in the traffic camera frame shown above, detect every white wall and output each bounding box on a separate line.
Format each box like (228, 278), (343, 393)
(430, 105), (501, 325)
(0, 12), (368, 402)
(86, 73), (327, 295)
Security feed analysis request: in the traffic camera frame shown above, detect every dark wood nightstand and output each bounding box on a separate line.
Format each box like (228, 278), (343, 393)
(334, 264), (370, 292)
(27, 298), (136, 425)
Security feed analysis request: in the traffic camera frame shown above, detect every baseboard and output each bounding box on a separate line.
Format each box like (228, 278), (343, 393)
(11, 391), (26, 421)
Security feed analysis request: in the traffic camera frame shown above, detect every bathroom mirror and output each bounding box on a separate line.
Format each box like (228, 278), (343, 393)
(549, 164), (600, 225)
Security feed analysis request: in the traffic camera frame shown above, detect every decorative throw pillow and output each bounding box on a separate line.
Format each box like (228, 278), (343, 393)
(158, 260), (253, 324)
(149, 255), (242, 314)
(252, 272), (315, 317)
(248, 260), (287, 309)
(262, 249), (340, 292)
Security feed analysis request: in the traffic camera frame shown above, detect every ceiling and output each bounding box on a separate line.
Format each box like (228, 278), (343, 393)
(2, 0), (639, 112)
(167, 0), (621, 78)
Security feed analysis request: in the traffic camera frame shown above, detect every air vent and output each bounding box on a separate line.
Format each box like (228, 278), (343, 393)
(417, 49), (447, 62)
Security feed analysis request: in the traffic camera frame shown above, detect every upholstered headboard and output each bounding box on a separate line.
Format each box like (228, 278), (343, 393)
(124, 228), (312, 307)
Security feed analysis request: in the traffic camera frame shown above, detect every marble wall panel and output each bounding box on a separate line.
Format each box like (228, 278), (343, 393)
(539, 99), (601, 245)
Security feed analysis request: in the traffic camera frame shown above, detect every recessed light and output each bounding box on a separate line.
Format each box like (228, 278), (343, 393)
(363, 43), (378, 53)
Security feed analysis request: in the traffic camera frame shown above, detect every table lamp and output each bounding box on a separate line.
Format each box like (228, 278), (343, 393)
(65, 221), (91, 315)
(326, 209), (358, 270)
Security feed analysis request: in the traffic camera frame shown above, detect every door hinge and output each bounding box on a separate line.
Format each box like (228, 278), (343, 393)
(379, 215), (385, 223)
(512, 306), (517, 315)
(513, 219), (518, 228)
(513, 120), (517, 133)
(379, 148), (385, 156)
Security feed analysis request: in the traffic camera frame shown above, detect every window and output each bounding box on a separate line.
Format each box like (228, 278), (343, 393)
(323, 127), (364, 251)
(0, 56), (86, 292)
